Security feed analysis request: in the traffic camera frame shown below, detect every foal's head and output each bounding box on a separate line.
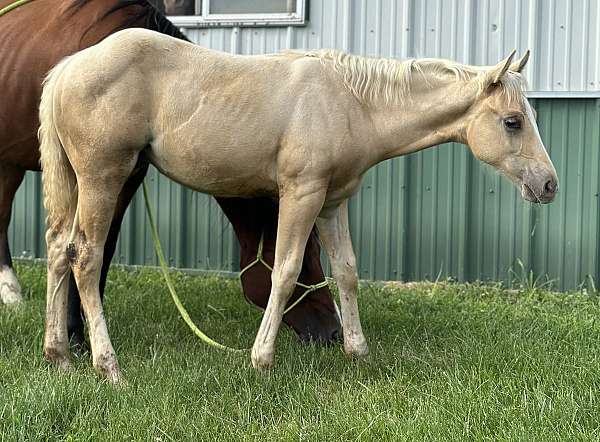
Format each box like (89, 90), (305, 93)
(463, 51), (558, 204)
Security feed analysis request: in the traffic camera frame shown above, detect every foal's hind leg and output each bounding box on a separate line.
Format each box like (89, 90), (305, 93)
(66, 157), (149, 348)
(251, 184), (326, 370)
(0, 165), (25, 305)
(316, 200), (368, 357)
(44, 215), (76, 371)
(69, 165), (137, 383)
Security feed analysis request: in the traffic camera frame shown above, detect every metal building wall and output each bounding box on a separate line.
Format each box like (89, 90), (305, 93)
(183, 0), (599, 93)
(9, 0), (600, 290)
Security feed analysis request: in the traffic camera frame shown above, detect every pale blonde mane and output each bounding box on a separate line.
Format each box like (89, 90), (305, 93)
(303, 49), (527, 107)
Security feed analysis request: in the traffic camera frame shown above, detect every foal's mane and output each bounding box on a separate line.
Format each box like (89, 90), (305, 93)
(68, 0), (190, 44)
(303, 49), (527, 107)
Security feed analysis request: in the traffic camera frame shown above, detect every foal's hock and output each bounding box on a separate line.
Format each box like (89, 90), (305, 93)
(39, 28), (557, 381)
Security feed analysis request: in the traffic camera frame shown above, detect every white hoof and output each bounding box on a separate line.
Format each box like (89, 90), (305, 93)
(0, 266), (22, 305)
(344, 334), (369, 357)
(251, 345), (275, 371)
(94, 352), (123, 385)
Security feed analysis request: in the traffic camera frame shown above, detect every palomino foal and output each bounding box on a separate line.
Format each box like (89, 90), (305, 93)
(39, 29), (557, 382)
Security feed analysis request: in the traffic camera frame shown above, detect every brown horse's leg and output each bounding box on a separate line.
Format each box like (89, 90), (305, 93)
(67, 158), (149, 347)
(216, 197), (342, 343)
(0, 165), (25, 305)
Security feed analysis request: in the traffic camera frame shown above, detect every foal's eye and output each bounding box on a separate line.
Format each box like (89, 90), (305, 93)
(503, 117), (522, 131)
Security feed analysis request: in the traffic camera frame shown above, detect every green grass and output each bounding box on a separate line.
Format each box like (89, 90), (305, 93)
(1, 262), (600, 441)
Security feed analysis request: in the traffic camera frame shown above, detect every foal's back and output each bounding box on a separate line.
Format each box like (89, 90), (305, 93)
(51, 28), (355, 198)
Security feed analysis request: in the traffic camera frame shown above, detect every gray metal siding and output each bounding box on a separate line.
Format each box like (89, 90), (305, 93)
(181, 0), (599, 93)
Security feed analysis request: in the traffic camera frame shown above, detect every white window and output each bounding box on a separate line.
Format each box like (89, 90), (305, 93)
(150, 0), (306, 27)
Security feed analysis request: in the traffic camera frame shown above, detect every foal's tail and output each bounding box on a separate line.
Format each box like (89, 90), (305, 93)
(38, 56), (77, 227)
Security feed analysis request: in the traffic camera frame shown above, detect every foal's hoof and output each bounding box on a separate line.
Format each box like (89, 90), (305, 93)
(344, 337), (369, 358)
(44, 348), (72, 372)
(94, 354), (123, 385)
(251, 347), (275, 371)
(0, 267), (23, 305)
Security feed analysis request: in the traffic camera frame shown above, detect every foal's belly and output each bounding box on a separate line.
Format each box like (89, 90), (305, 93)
(146, 142), (279, 198)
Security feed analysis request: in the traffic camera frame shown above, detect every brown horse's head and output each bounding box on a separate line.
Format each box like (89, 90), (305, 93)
(218, 197), (342, 344)
(464, 51), (558, 204)
(241, 261), (342, 344)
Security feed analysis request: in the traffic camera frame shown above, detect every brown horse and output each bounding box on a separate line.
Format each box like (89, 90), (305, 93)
(0, 0), (340, 343)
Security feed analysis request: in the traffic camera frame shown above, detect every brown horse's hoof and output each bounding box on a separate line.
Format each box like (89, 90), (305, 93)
(69, 335), (90, 358)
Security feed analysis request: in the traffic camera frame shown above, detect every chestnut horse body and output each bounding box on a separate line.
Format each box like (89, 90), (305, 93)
(0, 0), (340, 342)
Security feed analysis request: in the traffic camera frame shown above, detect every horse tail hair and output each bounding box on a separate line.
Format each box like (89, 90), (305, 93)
(38, 56), (78, 228)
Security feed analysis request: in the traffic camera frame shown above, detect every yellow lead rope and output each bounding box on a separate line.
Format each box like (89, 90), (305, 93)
(143, 181), (244, 352)
(143, 180), (329, 349)
(0, 0), (35, 17)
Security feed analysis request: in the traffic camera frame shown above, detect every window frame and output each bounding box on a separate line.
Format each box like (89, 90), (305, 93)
(168, 0), (307, 28)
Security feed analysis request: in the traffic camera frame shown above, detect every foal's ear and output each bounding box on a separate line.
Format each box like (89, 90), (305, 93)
(510, 50), (530, 73)
(482, 50), (516, 90)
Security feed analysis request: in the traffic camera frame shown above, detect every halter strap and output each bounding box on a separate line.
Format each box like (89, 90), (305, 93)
(239, 232), (329, 315)
(144, 180), (329, 351)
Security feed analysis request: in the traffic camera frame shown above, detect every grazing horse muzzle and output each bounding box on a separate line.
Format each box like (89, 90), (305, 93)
(521, 168), (559, 204)
(284, 294), (342, 344)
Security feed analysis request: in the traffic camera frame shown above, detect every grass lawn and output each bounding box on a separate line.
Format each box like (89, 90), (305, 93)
(1, 261), (600, 441)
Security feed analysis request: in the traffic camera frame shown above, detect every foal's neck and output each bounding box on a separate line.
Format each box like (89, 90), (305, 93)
(367, 80), (475, 163)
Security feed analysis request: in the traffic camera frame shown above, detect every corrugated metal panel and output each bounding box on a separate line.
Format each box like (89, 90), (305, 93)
(181, 0), (599, 93)
(10, 99), (600, 289)
(113, 168), (238, 271)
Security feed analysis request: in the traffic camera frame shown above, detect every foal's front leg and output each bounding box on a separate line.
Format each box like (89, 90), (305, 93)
(251, 184), (326, 370)
(316, 200), (368, 356)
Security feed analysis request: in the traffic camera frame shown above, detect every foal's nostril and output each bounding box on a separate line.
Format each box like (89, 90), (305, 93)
(544, 178), (557, 194)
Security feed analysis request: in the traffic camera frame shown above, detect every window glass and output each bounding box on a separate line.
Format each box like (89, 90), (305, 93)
(209, 0), (297, 15)
(150, 0), (197, 15)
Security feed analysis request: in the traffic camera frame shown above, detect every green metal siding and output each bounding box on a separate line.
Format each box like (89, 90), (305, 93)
(9, 98), (600, 290)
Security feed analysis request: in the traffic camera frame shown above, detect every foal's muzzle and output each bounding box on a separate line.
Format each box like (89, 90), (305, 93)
(521, 169), (558, 204)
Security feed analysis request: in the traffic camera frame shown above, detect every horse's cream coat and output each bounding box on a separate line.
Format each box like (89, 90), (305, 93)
(39, 29), (558, 380)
